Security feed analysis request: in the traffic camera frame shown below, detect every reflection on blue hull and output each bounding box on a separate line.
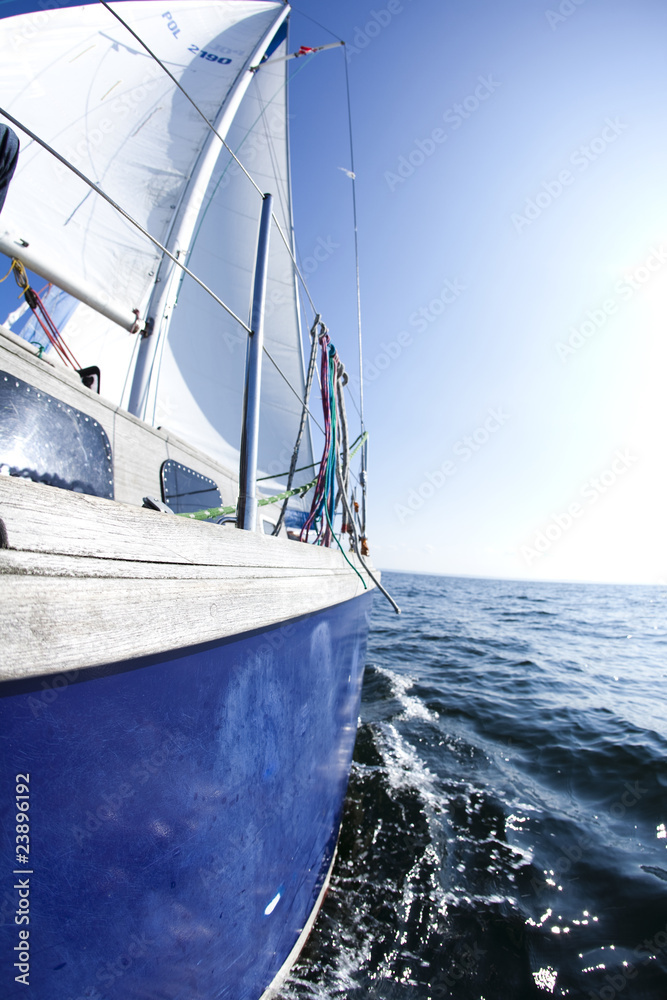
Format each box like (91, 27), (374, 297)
(0, 592), (374, 1000)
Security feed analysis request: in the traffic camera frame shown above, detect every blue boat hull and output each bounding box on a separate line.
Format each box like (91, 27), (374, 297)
(0, 591), (374, 999)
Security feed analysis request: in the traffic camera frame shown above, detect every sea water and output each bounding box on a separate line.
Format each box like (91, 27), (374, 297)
(281, 572), (667, 999)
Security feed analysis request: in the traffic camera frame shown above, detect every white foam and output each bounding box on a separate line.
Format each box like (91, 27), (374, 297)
(375, 665), (440, 724)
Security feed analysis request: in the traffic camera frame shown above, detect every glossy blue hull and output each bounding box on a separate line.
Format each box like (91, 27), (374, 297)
(0, 591), (373, 999)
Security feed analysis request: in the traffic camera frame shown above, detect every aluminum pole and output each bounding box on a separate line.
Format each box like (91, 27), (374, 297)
(237, 193), (273, 531)
(0, 230), (140, 333)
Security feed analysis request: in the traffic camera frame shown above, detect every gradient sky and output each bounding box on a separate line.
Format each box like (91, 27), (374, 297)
(285, 0), (667, 585)
(2, 0), (666, 585)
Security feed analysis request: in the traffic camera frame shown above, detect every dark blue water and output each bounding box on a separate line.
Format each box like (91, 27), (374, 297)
(281, 572), (667, 999)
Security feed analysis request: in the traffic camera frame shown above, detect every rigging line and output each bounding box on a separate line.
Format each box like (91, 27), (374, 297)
(344, 378), (362, 420)
(262, 345), (325, 435)
(288, 6), (345, 43)
(323, 492), (367, 590)
(280, 54), (342, 321)
(147, 290), (172, 426)
(271, 203), (317, 315)
(120, 327), (141, 412)
(256, 460), (317, 482)
(260, 63), (321, 317)
(342, 50), (365, 436)
(96, 0), (264, 199)
(0, 107), (253, 335)
(272, 5), (364, 386)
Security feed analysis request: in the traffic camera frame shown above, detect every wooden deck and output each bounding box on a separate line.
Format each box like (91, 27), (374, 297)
(0, 334), (375, 681)
(0, 473), (373, 679)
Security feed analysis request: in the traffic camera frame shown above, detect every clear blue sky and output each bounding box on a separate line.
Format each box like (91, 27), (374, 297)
(2, 0), (666, 585)
(286, 0), (667, 584)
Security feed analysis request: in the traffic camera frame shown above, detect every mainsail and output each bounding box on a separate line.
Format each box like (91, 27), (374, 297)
(0, 0), (313, 478)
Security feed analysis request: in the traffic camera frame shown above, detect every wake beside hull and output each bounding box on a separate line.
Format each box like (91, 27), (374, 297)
(0, 592), (373, 1000)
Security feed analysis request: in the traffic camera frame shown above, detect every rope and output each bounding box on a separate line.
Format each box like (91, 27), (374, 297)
(322, 485), (367, 590)
(300, 330), (339, 546)
(10, 259), (81, 370)
(335, 366), (350, 513)
(272, 314), (322, 536)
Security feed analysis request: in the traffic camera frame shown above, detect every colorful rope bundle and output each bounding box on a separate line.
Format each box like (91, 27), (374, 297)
(300, 329), (342, 546)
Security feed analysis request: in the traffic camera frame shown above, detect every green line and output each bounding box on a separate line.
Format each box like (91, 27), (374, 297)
(176, 476), (316, 522)
(322, 485), (367, 590)
(175, 436), (366, 522)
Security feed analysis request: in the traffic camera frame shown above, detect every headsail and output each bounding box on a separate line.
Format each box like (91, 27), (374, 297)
(152, 21), (314, 480)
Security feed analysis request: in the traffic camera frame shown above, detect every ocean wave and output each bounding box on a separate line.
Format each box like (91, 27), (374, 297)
(281, 574), (667, 999)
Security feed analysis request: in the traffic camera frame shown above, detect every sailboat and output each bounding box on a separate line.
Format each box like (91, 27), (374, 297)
(0, 3), (396, 997)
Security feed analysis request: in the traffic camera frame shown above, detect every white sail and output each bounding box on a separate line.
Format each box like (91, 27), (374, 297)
(0, 0), (313, 479)
(152, 25), (314, 479)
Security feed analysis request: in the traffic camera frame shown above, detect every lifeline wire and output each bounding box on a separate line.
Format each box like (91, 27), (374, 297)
(177, 433), (367, 520)
(256, 430), (366, 482)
